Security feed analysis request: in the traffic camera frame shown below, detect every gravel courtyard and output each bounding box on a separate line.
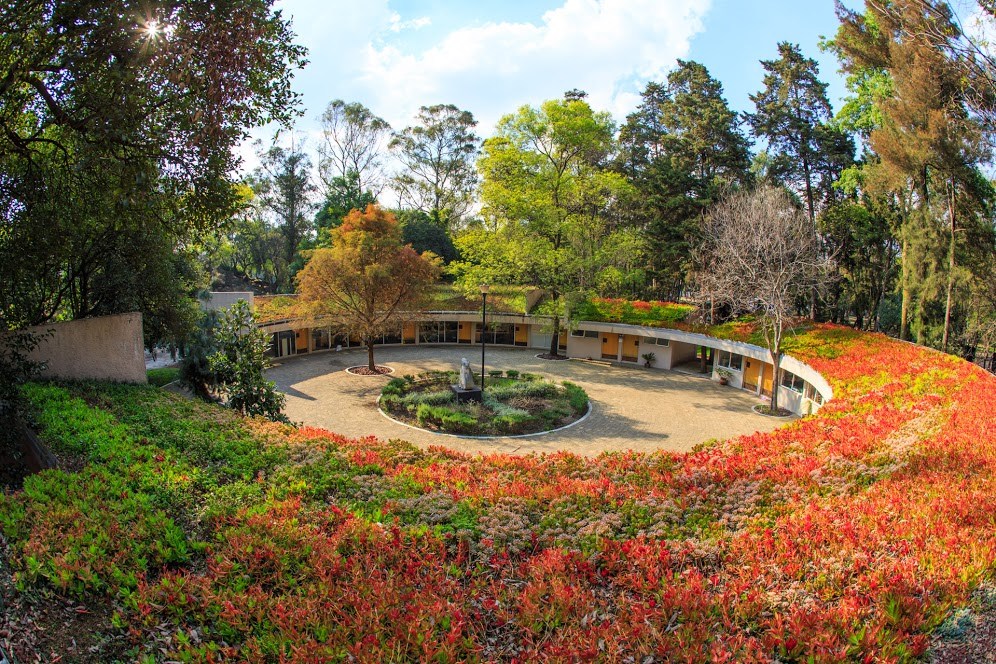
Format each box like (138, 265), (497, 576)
(267, 345), (791, 456)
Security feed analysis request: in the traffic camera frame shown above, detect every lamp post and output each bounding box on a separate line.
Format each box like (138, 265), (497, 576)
(480, 284), (490, 393)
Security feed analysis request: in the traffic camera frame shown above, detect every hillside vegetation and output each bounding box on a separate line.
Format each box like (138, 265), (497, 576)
(1, 324), (995, 662)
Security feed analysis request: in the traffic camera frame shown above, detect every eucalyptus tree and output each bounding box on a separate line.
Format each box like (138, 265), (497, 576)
(390, 104), (480, 229)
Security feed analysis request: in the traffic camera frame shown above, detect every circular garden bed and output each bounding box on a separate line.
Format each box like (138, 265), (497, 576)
(379, 369), (589, 436)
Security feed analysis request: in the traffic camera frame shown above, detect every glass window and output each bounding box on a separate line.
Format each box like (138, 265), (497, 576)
(717, 351), (743, 372)
(643, 337), (669, 346)
(804, 383), (824, 404)
(781, 371), (804, 393)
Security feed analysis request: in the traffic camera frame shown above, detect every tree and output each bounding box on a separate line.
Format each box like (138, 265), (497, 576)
(181, 302), (287, 421)
(618, 62), (753, 299)
(317, 100), (391, 198)
(390, 104), (480, 229)
(748, 43), (855, 227)
(830, 0), (994, 347)
(474, 98), (629, 357)
(0, 0), (305, 346)
(296, 205), (440, 371)
(397, 209), (459, 263)
(313, 171), (377, 244)
(251, 133), (317, 290)
(693, 187), (829, 413)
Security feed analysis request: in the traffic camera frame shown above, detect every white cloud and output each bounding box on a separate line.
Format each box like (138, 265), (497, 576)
(358, 0), (711, 132)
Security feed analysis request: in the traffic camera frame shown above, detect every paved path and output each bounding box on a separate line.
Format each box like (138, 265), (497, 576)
(267, 346), (791, 457)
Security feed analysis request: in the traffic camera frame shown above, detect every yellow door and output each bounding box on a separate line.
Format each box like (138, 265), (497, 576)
(458, 322), (472, 343)
(622, 335), (640, 362)
(602, 334), (619, 360)
(743, 357), (760, 392)
(295, 327), (310, 353)
(402, 322), (416, 344)
(558, 330), (568, 351)
(760, 362), (774, 396)
(514, 324), (529, 346)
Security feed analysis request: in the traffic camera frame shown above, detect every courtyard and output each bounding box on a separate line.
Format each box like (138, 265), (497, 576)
(266, 345), (789, 456)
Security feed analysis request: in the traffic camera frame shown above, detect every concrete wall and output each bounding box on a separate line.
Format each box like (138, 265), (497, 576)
(25, 312), (146, 384)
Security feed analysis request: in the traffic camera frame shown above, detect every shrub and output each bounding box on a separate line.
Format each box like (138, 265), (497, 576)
(506, 369), (520, 379)
(489, 369), (503, 378)
(562, 381), (589, 412)
(521, 373), (540, 381)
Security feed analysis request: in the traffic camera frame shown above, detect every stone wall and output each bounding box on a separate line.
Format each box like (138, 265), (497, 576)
(25, 312), (146, 384)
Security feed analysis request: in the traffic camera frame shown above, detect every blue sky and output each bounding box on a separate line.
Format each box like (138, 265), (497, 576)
(270, 0), (860, 137)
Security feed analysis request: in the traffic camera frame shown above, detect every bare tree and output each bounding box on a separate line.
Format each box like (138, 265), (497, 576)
(693, 186), (830, 413)
(317, 100), (392, 197)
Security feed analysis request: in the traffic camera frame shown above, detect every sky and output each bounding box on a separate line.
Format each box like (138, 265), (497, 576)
(248, 0), (863, 171)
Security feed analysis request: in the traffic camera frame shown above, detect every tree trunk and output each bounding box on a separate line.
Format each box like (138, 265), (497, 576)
(900, 234), (911, 341)
(548, 291), (561, 357)
(366, 337), (375, 370)
(942, 181), (956, 352)
(769, 349), (781, 414)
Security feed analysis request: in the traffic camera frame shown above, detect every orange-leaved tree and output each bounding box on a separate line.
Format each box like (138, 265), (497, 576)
(296, 204), (441, 371)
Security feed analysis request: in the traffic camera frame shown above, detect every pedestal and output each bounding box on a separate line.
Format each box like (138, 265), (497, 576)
(451, 385), (482, 403)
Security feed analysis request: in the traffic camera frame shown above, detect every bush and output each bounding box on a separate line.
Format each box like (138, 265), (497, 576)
(562, 381), (589, 412)
(521, 372), (540, 381)
(488, 369), (503, 378)
(505, 369), (520, 379)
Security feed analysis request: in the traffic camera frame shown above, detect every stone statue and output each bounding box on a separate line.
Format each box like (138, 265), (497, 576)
(458, 357), (475, 390)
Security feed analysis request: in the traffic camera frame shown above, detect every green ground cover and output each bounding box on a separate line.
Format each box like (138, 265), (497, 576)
(380, 371), (589, 435)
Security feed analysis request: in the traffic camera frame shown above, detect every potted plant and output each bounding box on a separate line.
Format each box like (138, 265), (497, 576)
(641, 352), (656, 368)
(716, 368), (733, 385)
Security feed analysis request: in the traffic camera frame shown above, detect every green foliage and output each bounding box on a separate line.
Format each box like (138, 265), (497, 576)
(0, 0), (306, 342)
(146, 367), (181, 387)
(390, 104), (480, 229)
(187, 301), (287, 422)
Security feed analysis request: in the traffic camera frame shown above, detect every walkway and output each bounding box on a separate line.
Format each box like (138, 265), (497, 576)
(266, 346), (790, 457)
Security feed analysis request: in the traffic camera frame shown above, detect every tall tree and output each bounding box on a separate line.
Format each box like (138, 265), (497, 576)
(748, 43), (855, 227)
(693, 187), (829, 414)
(317, 100), (391, 198)
(619, 61), (752, 299)
(0, 0), (305, 346)
(830, 0), (994, 347)
(390, 104), (480, 229)
(474, 97), (629, 357)
(296, 205), (440, 371)
(251, 133), (316, 290)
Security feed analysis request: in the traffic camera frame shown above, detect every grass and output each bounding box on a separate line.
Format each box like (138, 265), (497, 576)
(146, 366), (180, 386)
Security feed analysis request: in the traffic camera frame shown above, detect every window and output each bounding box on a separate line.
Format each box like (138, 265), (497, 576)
(804, 383), (824, 404)
(781, 371), (804, 393)
(571, 329), (599, 338)
(716, 351), (743, 372)
(643, 337), (669, 346)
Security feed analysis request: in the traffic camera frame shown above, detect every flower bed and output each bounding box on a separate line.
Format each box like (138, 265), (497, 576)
(1, 324), (995, 662)
(380, 371), (589, 435)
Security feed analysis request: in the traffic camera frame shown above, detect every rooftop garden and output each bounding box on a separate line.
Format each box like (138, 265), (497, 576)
(1, 324), (995, 661)
(571, 296), (697, 327)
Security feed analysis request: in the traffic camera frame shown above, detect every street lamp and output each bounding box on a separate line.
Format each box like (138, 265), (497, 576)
(480, 284), (490, 393)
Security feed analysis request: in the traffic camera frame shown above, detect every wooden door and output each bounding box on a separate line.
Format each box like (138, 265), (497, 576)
(514, 324), (529, 346)
(621, 335), (640, 362)
(743, 357), (760, 392)
(602, 334), (619, 360)
(760, 362), (774, 396)
(458, 322), (472, 343)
